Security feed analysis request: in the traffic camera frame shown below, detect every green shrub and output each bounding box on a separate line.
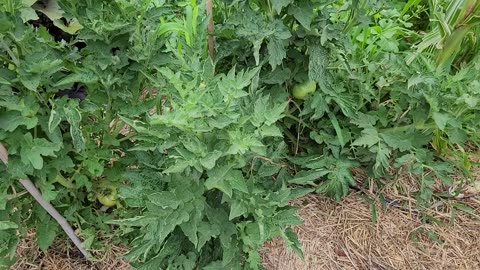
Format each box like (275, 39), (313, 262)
(1, 0), (479, 269)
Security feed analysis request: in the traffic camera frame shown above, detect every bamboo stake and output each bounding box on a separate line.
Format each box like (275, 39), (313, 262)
(206, 0), (215, 60)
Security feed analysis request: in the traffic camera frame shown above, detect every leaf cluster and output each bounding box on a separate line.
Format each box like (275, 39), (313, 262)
(1, 0), (479, 269)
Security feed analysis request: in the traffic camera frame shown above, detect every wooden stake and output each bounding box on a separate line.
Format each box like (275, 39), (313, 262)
(206, 0), (215, 60)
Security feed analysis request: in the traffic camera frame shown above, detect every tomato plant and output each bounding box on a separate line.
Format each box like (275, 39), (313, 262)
(1, 0), (479, 269)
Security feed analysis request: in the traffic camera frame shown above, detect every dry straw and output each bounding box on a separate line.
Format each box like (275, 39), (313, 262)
(262, 186), (480, 270)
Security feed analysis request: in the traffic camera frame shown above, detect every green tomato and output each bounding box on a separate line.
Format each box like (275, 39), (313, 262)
(97, 188), (117, 207)
(97, 194), (116, 207)
(292, 80), (317, 100)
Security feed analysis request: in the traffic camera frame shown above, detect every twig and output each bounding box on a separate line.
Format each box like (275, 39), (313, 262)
(206, 0), (215, 60)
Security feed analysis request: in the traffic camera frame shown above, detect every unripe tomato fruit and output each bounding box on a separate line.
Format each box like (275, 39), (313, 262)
(292, 80), (317, 99)
(97, 188), (117, 207)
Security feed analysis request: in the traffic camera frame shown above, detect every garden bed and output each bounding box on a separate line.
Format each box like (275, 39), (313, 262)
(13, 171), (480, 269)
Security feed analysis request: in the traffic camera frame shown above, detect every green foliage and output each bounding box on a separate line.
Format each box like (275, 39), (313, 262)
(1, 0), (479, 269)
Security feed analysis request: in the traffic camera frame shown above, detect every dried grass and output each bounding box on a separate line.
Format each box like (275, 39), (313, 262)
(11, 231), (131, 270)
(261, 172), (480, 270)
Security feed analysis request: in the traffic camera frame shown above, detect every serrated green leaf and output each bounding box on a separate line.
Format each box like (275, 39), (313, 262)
(272, 208), (302, 227)
(48, 109), (62, 133)
(374, 143), (391, 174)
(272, 0), (293, 14)
(351, 112), (378, 128)
(288, 0), (314, 30)
(316, 159), (355, 200)
(200, 150), (222, 170)
(289, 170), (329, 185)
(197, 221), (220, 250)
(164, 160), (190, 174)
(257, 124), (283, 137)
(70, 124), (85, 152)
(0, 68), (15, 85)
(73, 174), (91, 190)
(303, 92), (328, 120)
(380, 131), (412, 152)
(37, 179), (58, 201)
(229, 200), (247, 220)
(228, 171), (248, 193)
(267, 38), (287, 70)
(352, 128), (380, 148)
(432, 112), (451, 130)
(327, 111), (345, 147)
(83, 159), (104, 176)
(156, 208), (190, 245)
(258, 163), (282, 177)
(0, 221), (18, 230)
(63, 107), (85, 152)
(227, 130), (265, 155)
(19, 74), (41, 91)
(282, 228), (303, 259)
(54, 72), (97, 87)
(308, 45), (332, 92)
(252, 95), (287, 127)
(205, 165), (236, 197)
(20, 133), (61, 170)
(36, 218), (57, 251)
(289, 188), (314, 199)
(0, 111), (38, 132)
(147, 192), (180, 209)
(179, 201), (204, 248)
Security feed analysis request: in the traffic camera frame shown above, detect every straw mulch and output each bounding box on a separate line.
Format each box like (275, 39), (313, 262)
(11, 231), (132, 270)
(261, 173), (480, 270)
